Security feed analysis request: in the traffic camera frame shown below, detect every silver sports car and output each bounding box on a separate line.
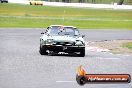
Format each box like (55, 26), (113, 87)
(39, 25), (85, 57)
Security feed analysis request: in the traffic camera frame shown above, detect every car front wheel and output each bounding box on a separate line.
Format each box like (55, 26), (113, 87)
(39, 45), (48, 55)
(79, 48), (85, 57)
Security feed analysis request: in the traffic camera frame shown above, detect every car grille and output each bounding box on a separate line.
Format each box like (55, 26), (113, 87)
(54, 42), (74, 46)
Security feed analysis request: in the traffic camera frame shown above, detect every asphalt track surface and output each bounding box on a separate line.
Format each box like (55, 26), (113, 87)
(0, 28), (132, 88)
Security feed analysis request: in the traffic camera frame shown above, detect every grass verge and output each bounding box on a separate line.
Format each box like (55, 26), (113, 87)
(123, 42), (132, 49)
(0, 16), (132, 29)
(0, 3), (132, 29)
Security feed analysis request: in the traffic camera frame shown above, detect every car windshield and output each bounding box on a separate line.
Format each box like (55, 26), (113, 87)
(47, 26), (79, 36)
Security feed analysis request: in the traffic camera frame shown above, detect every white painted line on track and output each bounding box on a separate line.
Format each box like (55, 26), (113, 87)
(56, 81), (76, 83)
(109, 53), (131, 57)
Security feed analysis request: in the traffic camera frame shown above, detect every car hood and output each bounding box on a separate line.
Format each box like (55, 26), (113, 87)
(41, 35), (84, 43)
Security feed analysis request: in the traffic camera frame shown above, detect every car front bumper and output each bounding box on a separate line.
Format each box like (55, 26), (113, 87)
(42, 44), (85, 52)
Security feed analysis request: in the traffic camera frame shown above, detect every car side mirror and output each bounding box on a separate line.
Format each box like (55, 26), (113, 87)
(47, 27), (49, 29)
(82, 35), (85, 38)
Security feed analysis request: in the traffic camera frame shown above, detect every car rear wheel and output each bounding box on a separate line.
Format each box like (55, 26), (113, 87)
(78, 48), (85, 57)
(39, 45), (48, 55)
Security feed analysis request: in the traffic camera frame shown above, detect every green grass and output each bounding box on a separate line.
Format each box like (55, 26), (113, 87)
(0, 3), (132, 29)
(123, 42), (132, 49)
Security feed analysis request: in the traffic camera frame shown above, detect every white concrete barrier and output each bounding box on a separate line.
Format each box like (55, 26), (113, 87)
(9, 1), (132, 10)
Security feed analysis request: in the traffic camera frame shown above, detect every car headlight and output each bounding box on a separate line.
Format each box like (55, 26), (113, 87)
(75, 40), (83, 46)
(46, 39), (54, 44)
